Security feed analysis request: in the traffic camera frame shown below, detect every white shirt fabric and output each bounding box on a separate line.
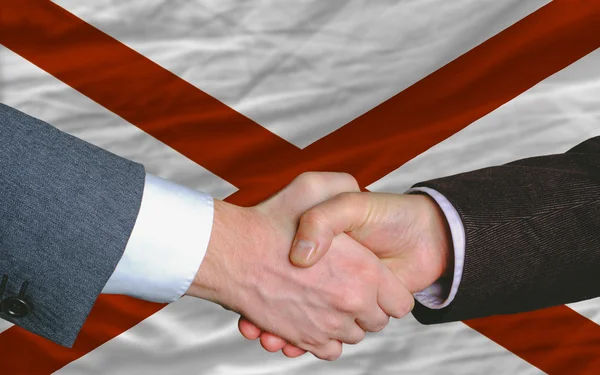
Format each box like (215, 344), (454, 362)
(102, 174), (214, 303)
(408, 187), (466, 309)
(102, 174), (466, 309)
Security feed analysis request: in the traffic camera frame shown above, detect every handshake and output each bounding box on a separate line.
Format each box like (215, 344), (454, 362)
(186, 172), (453, 361)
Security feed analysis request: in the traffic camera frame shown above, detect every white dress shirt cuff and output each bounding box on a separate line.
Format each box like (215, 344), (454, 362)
(102, 174), (214, 303)
(407, 186), (465, 309)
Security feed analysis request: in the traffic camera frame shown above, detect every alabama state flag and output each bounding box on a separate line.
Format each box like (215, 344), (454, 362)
(1, 0), (599, 373)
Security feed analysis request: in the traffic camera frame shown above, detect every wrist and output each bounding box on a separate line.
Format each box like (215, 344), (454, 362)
(420, 194), (453, 279)
(186, 200), (258, 308)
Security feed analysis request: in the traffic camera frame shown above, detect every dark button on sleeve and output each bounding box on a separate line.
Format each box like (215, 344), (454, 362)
(2, 280), (32, 318)
(3, 297), (31, 318)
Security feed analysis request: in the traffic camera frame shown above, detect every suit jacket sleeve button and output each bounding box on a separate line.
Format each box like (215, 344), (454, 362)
(3, 297), (31, 318)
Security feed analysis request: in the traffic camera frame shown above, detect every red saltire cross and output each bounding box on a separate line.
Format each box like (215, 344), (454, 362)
(1, 0), (600, 373)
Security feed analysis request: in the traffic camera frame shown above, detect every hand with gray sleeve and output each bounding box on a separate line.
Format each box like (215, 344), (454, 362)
(0, 103), (412, 361)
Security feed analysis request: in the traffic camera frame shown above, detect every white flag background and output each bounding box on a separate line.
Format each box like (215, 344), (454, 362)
(1, 0), (600, 374)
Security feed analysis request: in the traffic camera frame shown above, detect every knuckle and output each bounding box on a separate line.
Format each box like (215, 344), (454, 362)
(328, 347), (343, 361)
(300, 332), (327, 349)
(347, 330), (366, 345)
(295, 171), (316, 183)
(317, 347), (342, 361)
(295, 172), (360, 202)
(300, 208), (328, 229)
(372, 316), (390, 332)
(336, 191), (359, 203)
(344, 173), (360, 190)
(335, 192), (371, 231)
(348, 262), (379, 288)
(323, 314), (343, 333)
(336, 173), (360, 192)
(295, 172), (324, 199)
(340, 191), (366, 206)
(341, 293), (366, 313)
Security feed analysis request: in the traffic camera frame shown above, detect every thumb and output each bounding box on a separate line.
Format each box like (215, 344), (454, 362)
(290, 192), (371, 267)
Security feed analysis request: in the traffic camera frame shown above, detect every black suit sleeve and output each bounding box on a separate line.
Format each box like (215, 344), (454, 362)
(411, 136), (600, 324)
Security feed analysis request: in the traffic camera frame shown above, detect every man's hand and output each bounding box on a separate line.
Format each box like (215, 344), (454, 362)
(291, 192), (453, 291)
(185, 174), (414, 361)
(239, 192), (453, 356)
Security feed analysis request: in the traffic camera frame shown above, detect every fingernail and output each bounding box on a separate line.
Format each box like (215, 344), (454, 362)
(291, 240), (316, 262)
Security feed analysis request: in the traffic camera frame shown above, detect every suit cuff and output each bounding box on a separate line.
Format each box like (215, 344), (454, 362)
(102, 174), (214, 303)
(406, 187), (465, 309)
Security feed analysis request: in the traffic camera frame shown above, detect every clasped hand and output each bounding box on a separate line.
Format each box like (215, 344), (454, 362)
(186, 172), (451, 361)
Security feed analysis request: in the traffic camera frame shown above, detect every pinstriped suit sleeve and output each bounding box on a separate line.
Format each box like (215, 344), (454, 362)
(411, 136), (600, 324)
(0, 103), (145, 347)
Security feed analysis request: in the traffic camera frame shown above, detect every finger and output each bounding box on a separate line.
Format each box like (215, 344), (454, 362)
(282, 343), (307, 358)
(260, 332), (288, 352)
(238, 317), (261, 340)
(377, 264), (415, 319)
(336, 322), (366, 345)
(290, 192), (371, 267)
(312, 340), (343, 361)
(355, 307), (390, 333)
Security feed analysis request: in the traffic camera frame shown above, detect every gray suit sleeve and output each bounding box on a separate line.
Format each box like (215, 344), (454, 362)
(0, 103), (145, 347)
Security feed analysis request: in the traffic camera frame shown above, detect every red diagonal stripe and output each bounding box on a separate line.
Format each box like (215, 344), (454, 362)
(305, 0), (600, 188)
(1, 0), (600, 374)
(225, 0), (600, 204)
(0, 0), (301, 190)
(466, 305), (600, 374)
